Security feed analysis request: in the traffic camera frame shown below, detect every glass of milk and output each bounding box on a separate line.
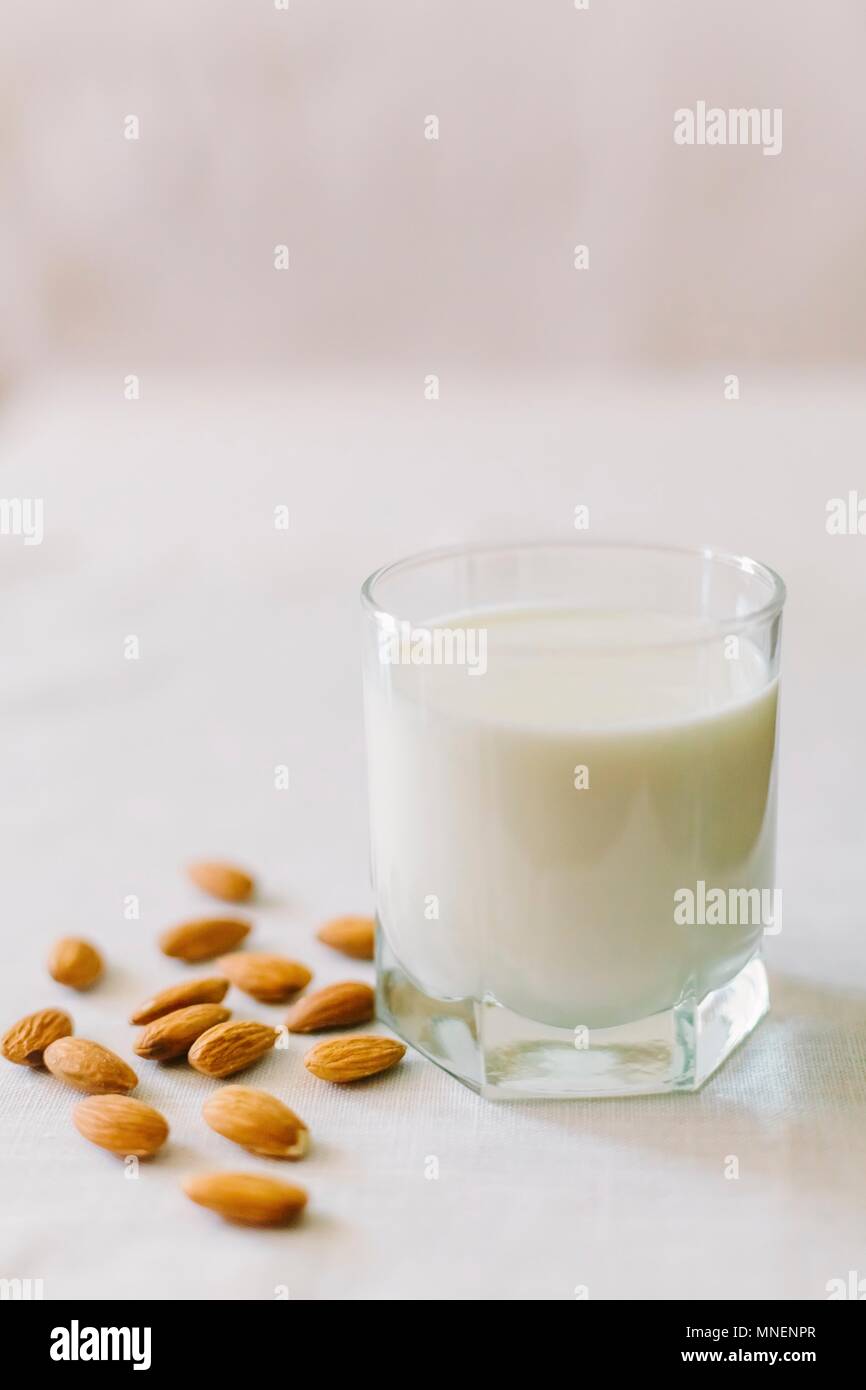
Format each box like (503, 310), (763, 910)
(361, 542), (785, 1098)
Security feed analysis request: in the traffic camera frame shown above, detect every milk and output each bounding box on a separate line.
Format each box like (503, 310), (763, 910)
(365, 607), (779, 1031)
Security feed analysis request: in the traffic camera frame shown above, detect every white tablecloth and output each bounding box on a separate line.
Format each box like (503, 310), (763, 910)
(0, 371), (864, 1300)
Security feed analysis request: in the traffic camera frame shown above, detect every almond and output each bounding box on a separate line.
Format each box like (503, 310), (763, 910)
(159, 917), (251, 962)
(1, 1008), (73, 1067)
(73, 1095), (168, 1158)
(188, 860), (254, 903)
(217, 953), (311, 1004)
(182, 1172), (307, 1227)
(188, 1020), (278, 1078)
(133, 1004), (232, 1061)
(47, 937), (103, 990)
(285, 981), (374, 1034)
(43, 1037), (137, 1094)
(130, 976), (230, 1025)
(304, 1034), (405, 1083)
(202, 1086), (309, 1159)
(317, 915), (375, 960)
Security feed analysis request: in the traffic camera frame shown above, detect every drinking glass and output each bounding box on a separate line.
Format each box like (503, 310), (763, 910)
(361, 542), (785, 1098)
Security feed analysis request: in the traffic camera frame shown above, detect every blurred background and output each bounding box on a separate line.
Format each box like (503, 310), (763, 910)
(2, 0), (865, 380)
(0, 0), (863, 939)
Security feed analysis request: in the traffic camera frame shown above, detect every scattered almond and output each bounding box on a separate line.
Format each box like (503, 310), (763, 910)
(317, 915), (375, 960)
(159, 917), (251, 963)
(217, 952), (311, 1004)
(133, 1004), (232, 1061)
(285, 981), (374, 1034)
(188, 860), (254, 904)
(73, 1095), (168, 1158)
(130, 976), (229, 1026)
(43, 1037), (138, 1094)
(304, 1034), (405, 1083)
(47, 938), (104, 990)
(203, 1086), (309, 1159)
(183, 1171), (307, 1227)
(1, 1008), (73, 1067)
(188, 1020), (278, 1078)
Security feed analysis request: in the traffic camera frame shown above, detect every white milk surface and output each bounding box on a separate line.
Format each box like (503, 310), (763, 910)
(365, 608), (779, 1029)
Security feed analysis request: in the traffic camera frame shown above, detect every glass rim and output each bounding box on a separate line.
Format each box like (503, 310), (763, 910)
(360, 539), (787, 639)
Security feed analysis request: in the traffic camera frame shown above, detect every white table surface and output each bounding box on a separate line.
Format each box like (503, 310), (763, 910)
(0, 369), (864, 1301)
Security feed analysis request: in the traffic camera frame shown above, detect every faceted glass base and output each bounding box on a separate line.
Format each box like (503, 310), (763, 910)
(376, 933), (769, 1099)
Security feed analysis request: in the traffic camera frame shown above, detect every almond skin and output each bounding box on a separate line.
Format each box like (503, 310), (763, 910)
(43, 1037), (137, 1094)
(159, 917), (251, 963)
(47, 938), (104, 990)
(304, 1034), (405, 1083)
(217, 953), (311, 1004)
(285, 981), (375, 1034)
(183, 1172), (307, 1227)
(130, 976), (230, 1025)
(188, 860), (254, 904)
(133, 1004), (232, 1061)
(73, 1095), (168, 1158)
(1, 1008), (74, 1067)
(203, 1086), (309, 1159)
(316, 915), (375, 961)
(188, 1020), (278, 1078)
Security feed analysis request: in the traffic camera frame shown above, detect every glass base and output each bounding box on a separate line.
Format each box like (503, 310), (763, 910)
(376, 934), (769, 1099)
